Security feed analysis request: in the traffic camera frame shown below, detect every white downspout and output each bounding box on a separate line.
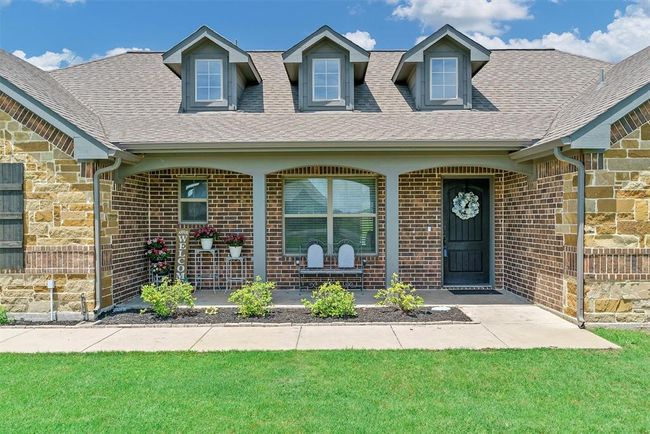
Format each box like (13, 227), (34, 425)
(553, 147), (586, 328)
(93, 158), (122, 314)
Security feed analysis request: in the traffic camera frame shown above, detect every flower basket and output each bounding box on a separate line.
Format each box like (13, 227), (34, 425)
(223, 233), (246, 258)
(190, 225), (220, 250)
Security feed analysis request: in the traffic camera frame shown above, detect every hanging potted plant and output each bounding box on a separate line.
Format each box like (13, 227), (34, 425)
(191, 225), (219, 250)
(223, 233), (245, 258)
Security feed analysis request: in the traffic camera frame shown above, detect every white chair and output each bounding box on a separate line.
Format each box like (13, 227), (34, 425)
(306, 243), (324, 269)
(337, 243), (355, 269)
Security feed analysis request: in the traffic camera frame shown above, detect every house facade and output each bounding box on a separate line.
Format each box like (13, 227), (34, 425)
(1, 25), (649, 324)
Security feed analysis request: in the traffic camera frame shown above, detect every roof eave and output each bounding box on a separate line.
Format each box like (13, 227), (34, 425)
(515, 82), (650, 161)
(117, 139), (529, 153)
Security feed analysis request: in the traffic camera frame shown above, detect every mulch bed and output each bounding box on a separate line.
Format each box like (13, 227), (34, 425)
(98, 307), (471, 325)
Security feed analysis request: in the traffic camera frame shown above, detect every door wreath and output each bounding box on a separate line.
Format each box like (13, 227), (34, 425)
(451, 191), (480, 220)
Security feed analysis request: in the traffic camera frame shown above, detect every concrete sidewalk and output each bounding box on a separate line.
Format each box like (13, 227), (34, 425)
(0, 305), (618, 353)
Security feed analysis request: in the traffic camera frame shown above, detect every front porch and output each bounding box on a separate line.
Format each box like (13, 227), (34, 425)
(105, 153), (575, 320)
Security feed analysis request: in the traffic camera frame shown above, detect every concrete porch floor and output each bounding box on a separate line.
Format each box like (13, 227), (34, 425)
(115, 288), (529, 311)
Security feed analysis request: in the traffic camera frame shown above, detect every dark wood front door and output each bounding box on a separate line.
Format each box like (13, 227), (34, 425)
(443, 179), (490, 285)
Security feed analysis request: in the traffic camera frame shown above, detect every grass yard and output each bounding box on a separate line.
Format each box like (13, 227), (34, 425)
(0, 329), (648, 433)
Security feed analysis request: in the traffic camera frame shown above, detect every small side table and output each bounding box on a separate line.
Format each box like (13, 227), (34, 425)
(191, 248), (219, 292)
(225, 256), (250, 290)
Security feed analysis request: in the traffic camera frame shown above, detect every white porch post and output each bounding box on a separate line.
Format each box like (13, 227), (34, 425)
(384, 171), (400, 286)
(252, 172), (266, 280)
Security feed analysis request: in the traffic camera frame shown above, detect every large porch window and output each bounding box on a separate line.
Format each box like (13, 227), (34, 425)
(283, 177), (377, 255)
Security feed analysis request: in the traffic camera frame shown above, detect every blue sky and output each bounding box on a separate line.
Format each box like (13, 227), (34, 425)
(1, 0), (649, 70)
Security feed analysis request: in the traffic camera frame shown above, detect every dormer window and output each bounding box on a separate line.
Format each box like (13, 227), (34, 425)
(392, 24), (490, 110)
(195, 59), (223, 102)
(430, 57), (457, 100)
(162, 25), (261, 112)
(312, 58), (341, 101)
(282, 25), (370, 111)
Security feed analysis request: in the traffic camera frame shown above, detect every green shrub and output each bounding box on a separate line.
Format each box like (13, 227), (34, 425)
(375, 273), (424, 313)
(0, 305), (10, 325)
(303, 282), (357, 318)
(141, 278), (195, 318)
(228, 276), (275, 317)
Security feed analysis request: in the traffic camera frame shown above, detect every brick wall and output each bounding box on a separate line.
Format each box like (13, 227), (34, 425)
(502, 168), (565, 311)
(110, 174), (150, 304)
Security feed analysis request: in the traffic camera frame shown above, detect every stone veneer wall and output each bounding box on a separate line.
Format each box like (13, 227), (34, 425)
(266, 167), (386, 289)
(0, 94), (96, 317)
(398, 167), (505, 290)
(573, 111), (650, 323)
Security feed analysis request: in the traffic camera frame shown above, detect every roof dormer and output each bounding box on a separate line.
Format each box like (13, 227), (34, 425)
(393, 24), (490, 110)
(163, 26), (261, 112)
(282, 25), (370, 111)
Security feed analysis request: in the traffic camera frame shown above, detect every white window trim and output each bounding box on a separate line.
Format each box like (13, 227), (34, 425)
(430, 57), (458, 101)
(178, 179), (209, 224)
(195, 59), (224, 102)
(283, 176), (377, 256)
(312, 58), (341, 102)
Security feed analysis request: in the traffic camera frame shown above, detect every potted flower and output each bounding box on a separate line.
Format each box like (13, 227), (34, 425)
(151, 261), (172, 276)
(191, 225), (219, 250)
(223, 233), (245, 258)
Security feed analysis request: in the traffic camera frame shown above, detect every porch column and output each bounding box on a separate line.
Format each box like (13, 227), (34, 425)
(252, 172), (266, 280)
(384, 171), (400, 286)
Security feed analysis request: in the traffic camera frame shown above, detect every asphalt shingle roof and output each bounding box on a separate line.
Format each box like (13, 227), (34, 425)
(0, 49), (117, 150)
(47, 49), (610, 147)
(538, 45), (650, 145)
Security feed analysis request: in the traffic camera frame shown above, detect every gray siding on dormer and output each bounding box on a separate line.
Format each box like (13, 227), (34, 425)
(181, 40), (237, 112)
(298, 40), (354, 111)
(417, 40), (471, 110)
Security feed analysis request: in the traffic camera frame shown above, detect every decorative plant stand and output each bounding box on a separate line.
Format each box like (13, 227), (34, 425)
(191, 248), (220, 292)
(149, 271), (171, 285)
(225, 256), (249, 291)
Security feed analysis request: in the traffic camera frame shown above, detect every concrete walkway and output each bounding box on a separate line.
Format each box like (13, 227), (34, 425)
(0, 305), (617, 352)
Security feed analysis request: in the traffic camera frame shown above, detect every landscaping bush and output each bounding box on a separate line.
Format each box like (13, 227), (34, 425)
(375, 273), (424, 313)
(141, 278), (195, 318)
(303, 282), (357, 318)
(0, 305), (10, 325)
(228, 276), (275, 317)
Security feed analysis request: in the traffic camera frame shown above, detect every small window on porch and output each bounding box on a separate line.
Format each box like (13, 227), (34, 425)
(179, 179), (208, 224)
(283, 177), (376, 255)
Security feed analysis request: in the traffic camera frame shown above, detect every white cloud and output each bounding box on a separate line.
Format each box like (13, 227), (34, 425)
(390, 0), (531, 36)
(469, 0), (650, 62)
(12, 47), (151, 71)
(344, 30), (377, 50)
(12, 48), (82, 71)
(99, 47), (151, 58)
(0, 0), (12, 7)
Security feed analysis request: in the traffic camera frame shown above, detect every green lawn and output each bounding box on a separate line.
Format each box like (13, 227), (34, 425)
(0, 329), (648, 433)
